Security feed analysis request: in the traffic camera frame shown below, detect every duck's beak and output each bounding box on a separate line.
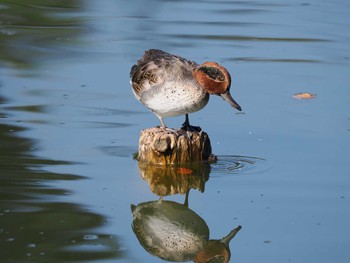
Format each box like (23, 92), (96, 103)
(220, 90), (242, 111)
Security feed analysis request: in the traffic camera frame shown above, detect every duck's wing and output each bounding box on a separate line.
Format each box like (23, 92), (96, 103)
(130, 49), (198, 97)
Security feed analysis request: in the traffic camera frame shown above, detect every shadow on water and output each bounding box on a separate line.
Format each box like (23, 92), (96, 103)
(0, 96), (124, 261)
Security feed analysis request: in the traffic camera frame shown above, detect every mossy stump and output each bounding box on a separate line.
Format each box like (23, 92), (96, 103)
(137, 127), (213, 165)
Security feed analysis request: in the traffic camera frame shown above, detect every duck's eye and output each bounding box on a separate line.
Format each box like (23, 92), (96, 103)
(199, 66), (225, 81)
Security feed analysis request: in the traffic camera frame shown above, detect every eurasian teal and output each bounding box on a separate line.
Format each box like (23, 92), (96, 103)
(130, 49), (242, 128)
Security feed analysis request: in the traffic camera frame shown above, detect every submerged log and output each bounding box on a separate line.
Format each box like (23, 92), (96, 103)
(137, 127), (214, 165)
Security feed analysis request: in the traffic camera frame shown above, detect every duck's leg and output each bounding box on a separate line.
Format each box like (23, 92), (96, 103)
(181, 114), (201, 132)
(157, 115), (177, 133)
(184, 114), (190, 127)
(158, 116), (167, 129)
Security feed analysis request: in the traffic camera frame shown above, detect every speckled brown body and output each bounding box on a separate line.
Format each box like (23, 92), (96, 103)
(130, 49), (242, 127)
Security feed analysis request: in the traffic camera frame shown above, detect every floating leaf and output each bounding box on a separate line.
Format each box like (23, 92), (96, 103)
(292, 92), (317, 99)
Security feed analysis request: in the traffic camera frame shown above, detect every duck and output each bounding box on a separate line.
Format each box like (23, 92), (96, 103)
(130, 49), (242, 129)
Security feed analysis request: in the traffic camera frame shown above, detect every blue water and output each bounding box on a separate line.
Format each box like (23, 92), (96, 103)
(1, 0), (350, 262)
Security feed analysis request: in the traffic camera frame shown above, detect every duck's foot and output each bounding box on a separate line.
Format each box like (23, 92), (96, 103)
(156, 125), (178, 134)
(178, 123), (202, 139)
(180, 123), (202, 132)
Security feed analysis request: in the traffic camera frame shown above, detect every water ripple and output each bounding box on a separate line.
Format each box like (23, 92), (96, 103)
(167, 34), (331, 42)
(211, 155), (269, 176)
(224, 57), (321, 63)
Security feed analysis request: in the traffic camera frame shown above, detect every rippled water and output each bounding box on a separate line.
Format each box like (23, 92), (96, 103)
(212, 155), (269, 175)
(1, 0), (350, 262)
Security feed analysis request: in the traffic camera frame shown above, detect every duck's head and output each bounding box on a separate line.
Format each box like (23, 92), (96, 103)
(193, 62), (242, 111)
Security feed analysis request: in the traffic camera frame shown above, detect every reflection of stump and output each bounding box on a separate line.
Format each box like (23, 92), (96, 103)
(138, 161), (210, 196)
(137, 127), (213, 165)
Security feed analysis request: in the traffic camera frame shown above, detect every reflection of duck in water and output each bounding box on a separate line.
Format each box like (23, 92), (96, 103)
(131, 199), (241, 262)
(194, 226), (241, 263)
(131, 200), (209, 262)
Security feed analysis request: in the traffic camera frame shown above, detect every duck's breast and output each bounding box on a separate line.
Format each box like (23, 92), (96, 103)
(141, 80), (209, 117)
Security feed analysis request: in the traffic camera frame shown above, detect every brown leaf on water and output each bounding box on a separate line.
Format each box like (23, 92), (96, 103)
(293, 92), (317, 99)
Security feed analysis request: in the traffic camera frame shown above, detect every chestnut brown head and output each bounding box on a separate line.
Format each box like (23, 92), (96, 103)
(193, 62), (242, 111)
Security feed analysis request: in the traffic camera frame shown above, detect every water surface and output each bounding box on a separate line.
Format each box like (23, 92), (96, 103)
(1, 0), (350, 262)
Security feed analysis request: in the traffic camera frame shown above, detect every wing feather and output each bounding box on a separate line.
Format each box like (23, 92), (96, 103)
(130, 49), (198, 98)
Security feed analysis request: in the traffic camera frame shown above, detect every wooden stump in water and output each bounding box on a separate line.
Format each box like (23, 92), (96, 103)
(137, 127), (214, 165)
